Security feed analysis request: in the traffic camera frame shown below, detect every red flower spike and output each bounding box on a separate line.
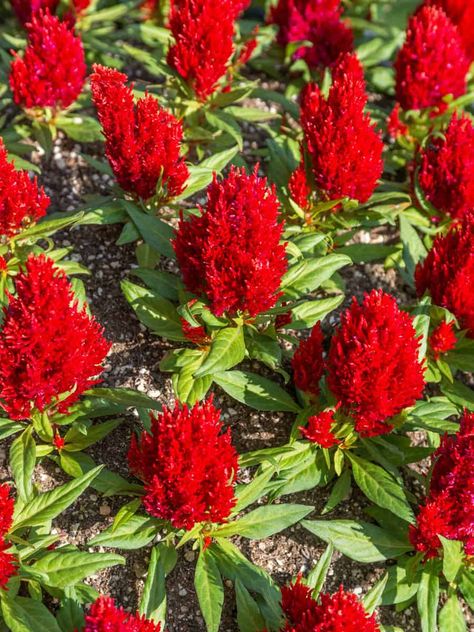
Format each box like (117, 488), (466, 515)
(167, 0), (237, 101)
(289, 163), (312, 211)
(0, 138), (49, 239)
(180, 318), (210, 347)
(128, 399), (238, 530)
(10, 11), (86, 112)
(53, 432), (65, 451)
(0, 255), (110, 420)
(0, 484), (17, 591)
(417, 113), (474, 220)
(291, 322), (325, 397)
(84, 595), (162, 631)
(269, 0), (353, 69)
(394, 6), (469, 112)
(71, 0), (91, 17)
(429, 320), (457, 360)
(90, 65), (189, 203)
(424, 0), (474, 60)
(387, 103), (409, 140)
(327, 290), (425, 437)
(415, 212), (474, 337)
(10, 0), (59, 25)
(174, 166), (287, 318)
(300, 53), (383, 203)
(300, 410), (339, 448)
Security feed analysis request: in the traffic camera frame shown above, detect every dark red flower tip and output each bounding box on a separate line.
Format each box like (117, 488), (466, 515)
(10, 10), (86, 111)
(174, 166), (287, 318)
(0, 484), (17, 591)
(424, 0), (474, 59)
(429, 320), (457, 360)
(269, 0), (353, 69)
(167, 0), (237, 101)
(410, 410), (474, 558)
(327, 290), (425, 437)
(0, 254), (111, 420)
(10, 0), (59, 25)
(0, 138), (49, 239)
(394, 6), (470, 112)
(291, 322), (325, 397)
(289, 162), (312, 211)
(180, 318), (211, 347)
(300, 410), (339, 448)
(84, 595), (162, 631)
(300, 53), (383, 204)
(90, 64), (189, 202)
(415, 212), (474, 338)
(417, 113), (474, 220)
(53, 432), (65, 451)
(128, 399), (238, 530)
(387, 103), (409, 140)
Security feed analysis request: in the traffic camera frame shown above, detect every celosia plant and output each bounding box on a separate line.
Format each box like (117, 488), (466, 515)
(84, 595), (162, 631)
(291, 321), (325, 398)
(415, 212), (474, 337)
(429, 320), (457, 360)
(299, 410), (340, 449)
(0, 254), (110, 420)
(10, 0), (59, 25)
(424, 0), (474, 59)
(10, 10), (86, 113)
(0, 484), (16, 590)
(173, 166), (287, 317)
(90, 64), (189, 203)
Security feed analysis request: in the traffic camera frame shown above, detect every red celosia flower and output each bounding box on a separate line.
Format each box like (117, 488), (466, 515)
(394, 6), (469, 112)
(0, 255), (110, 420)
(289, 163), (312, 211)
(415, 212), (474, 337)
(327, 290), (425, 437)
(53, 432), (65, 451)
(269, 0), (353, 69)
(429, 320), (457, 360)
(180, 318), (211, 347)
(280, 579), (381, 631)
(84, 595), (161, 632)
(70, 0), (91, 17)
(10, 11), (86, 112)
(291, 323), (325, 397)
(90, 65), (188, 202)
(10, 0), (59, 25)
(173, 166), (287, 317)
(424, 0), (474, 59)
(300, 410), (339, 448)
(300, 53), (383, 203)
(167, 0), (236, 101)
(128, 399), (238, 530)
(417, 113), (474, 219)
(237, 29), (259, 66)
(0, 138), (49, 239)
(387, 103), (409, 140)
(0, 484), (17, 591)
(410, 410), (474, 558)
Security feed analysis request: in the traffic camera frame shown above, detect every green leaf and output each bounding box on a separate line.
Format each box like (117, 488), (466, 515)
(336, 244), (400, 264)
(459, 569), (474, 610)
(235, 579), (265, 632)
(302, 519), (411, 563)
(123, 202), (175, 258)
(441, 379), (474, 411)
(281, 254), (351, 298)
(140, 543), (178, 624)
(306, 543), (333, 597)
(214, 370), (301, 413)
(381, 561), (420, 606)
(0, 418), (23, 440)
(56, 116), (103, 143)
(347, 453), (415, 524)
(88, 514), (160, 550)
(56, 598), (85, 632)
(85, 387), (162, 411)
(417, 566), (439, 632)
(172, 353), (214, 405)
(362, 573), (389, 614)
(194, 326), (245, 377)
(131, 268), (182, 302)
(1, 596), (63, 632)
(31, 551), (124, 588)
(440, 537), (464, 584)
(10, 427), (36, 502)
(399, 215), (427, 285)
(214, 504), (313, 540)
(322, 470), (352, 515)
(288, 296), (344, 330)
(63, 419), (121, 452)
(233, 467), (276, 515)
(195, 549), (224, 632)
(439, 593), (466, 632)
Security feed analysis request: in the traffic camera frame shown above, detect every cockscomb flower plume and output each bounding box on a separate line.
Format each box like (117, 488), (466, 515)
(291, 322), (325, 397)
(300, 53), (383, 203)
(394, 6), (469, 112)
(410, 410), (474, 558)
(327, 290), (425, 437)
(0, 138), (49, 239)
(417, 113), (474, 219)
(0, 255), (110, 420)
(300, 410), (339, 449)
(10, 0), (59, 25)
(429, 320), (457, 360)
(10, 11), (86, 112)
(167, 0), (236, 101)
(424, 0), (474, 60)
(84, 595), (162, 631)
(90, 65), (189, 202)
(415, 212), (474, 337)
(174, 166), (287, 317)
(0, 484), (17, 590)
(128, 399), (238, 530)
(280, 578), (381, 631)
(269, 0), (353, 69)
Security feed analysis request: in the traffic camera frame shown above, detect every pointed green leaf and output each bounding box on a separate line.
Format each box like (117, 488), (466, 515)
(195, 549), (224, 632)
(194, 326), (245, 377)
(10, 427), (36, 502)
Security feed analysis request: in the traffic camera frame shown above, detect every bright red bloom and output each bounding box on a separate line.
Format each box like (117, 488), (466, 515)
(0, 255), (110, 420)
(70, 0), (91, 16)
(180, 318), (211, 347)
(394, 6), (469, 112)
(53, 432), (65, 451)
(327, 290), (425, 437)
(10, 11), (86, 111)
(90, 65), (188, 202)
(417, 113), (474, 219)
(291, 323), (324, 397)
(0, 138), (49, 239)
(300, 53), (383, 203)
(269, 0), (353, 69)
(167, 0), (236, 101)
(387, 103), (409, 140)
(410, 410), (474, 558)
(174, 167), (287, 317)
(10, 0), (59, 25)
(415, 212), (474, 337)
(128, 399), (238, 530)
(429, 320), (457, 360)
(84, 595), (161, 632)
(300, 410), (339, 448)
(0, 484), (16, 591)
(424, 0), (474, 59)
(289, 163), (312, 211)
